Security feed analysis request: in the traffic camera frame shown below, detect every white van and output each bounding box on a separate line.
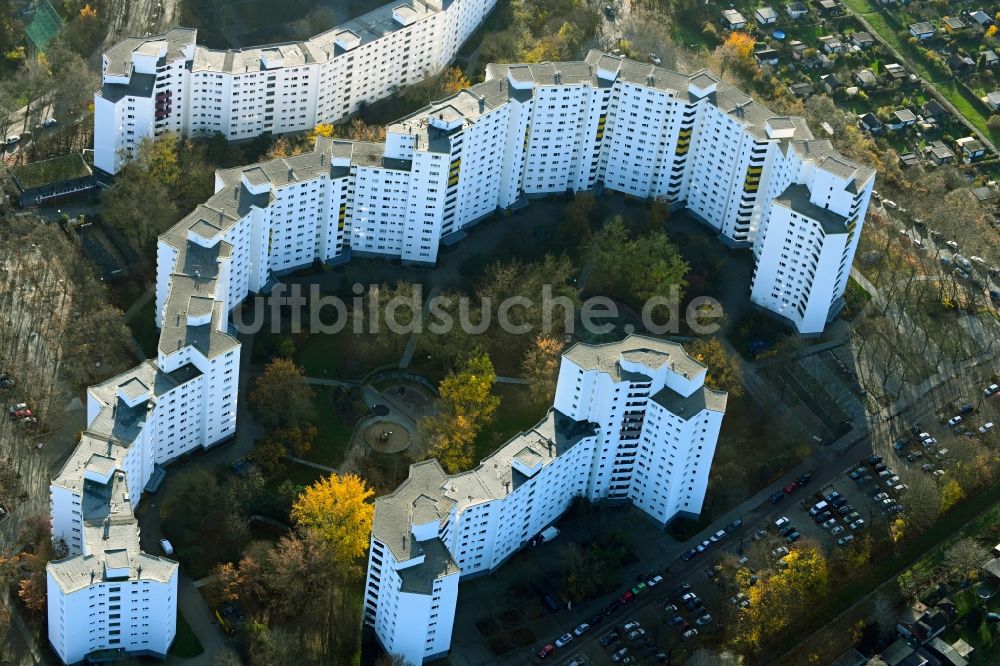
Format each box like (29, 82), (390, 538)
(159, 538), (174, 556)
(809, 501), (829, 516)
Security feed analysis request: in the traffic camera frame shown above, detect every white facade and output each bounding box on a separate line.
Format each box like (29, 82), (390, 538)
(160, 51), (872, 334)
(48, 139), (241, 663)
(47, 466), (178, 664)
(94, 0), (498, 174)
(363, 336), (728, 664)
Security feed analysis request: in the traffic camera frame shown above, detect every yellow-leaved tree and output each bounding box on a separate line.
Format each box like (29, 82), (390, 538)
(684, 337), (744, 397)
(291, 473), (375, 569)
(731, 545), (828, 654)
(422, 352), (501, 473)
(939, 479), (965, 511)
(718, 31), (756, 75)
(440, 66), (472, 95)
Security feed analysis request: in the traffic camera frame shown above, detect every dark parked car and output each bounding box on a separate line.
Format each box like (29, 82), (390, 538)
(797, 472), (812, 485)
(769, 491), (785, 504)
(600, 632), (620, 647)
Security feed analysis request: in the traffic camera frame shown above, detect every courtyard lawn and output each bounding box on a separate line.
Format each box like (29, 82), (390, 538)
(169, 612), (204, 658)
(473, 383), (548, 461)
(265, 461), (328, 493)
(128, 297), (159, 359)
(254, 328), (402, 379)
(306, 385), (356, 468)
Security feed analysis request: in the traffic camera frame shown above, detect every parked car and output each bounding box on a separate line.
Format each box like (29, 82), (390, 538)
(774, 516), (790, 528)
(600, 632), (619, 647)
(866, 455), (883, 465)
(772, 546), (789, 557)
(627, 628), (646, 640)
(555, 633), (574, 648)
(838, 535), (855, 546)
(681, 628), (699, 641)
(783, 480), (799, 493)
(709, 529), (727, 542)
(574, 623), (590, 636)
(538, 644), (556, 659)
(779, 523), (796, 536)
(681, 549), (697, 561)
(695, 614), (713, 625)
(850, 519), (866, 530)
(619, 591), (634, 604)
(769, 491), (785, 504)
(984, 384), (999, 396)
(647, 575), (663, 587)
(979, 422), (995, 434)
(159, 539), (174, 555)
(787, 531), (801, 543)
(797, 472), (812, 485)
(664, 604), (679, 614)
(630, 582), (647, 595)
(831, 525), (844, 535)
(959, 403), (974, 414)
(727, 518), (743, 531)
(667, 615), (684, 627)
(611, 648), (629, 663)
(752, 529), (767, 541)
(822, 518), (838, 529)
(948, 415), (962, 426)
(623, 621), (641, 632)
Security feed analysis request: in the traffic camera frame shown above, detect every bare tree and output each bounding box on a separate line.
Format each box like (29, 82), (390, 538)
(943, 538), (988, 581)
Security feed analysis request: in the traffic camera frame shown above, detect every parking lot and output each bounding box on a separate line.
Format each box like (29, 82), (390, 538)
(439, 375), (999, 666)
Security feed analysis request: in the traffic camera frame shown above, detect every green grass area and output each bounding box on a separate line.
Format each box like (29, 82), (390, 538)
(10, 153), (89, 189)
(941, 588), (1000, 660)
(842, 0), (1000, 144)
(472, 383), (548, 461)
(128, 298), (159, 359)
(295, 330), (400, 380)
(306, 385), (356, 467)
(265, 461), (328, 492)
(169, 612), (205, 659)
(841, 276), (872, 321)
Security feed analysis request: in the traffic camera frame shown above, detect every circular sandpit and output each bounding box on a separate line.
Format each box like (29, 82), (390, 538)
(364, 420), (411, 454)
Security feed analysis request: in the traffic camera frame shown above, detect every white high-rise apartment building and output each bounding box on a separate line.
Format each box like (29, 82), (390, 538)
(155, 51), (873, 334)
(363, 336), (728, 664)
(54, 45), (872, 664)
(47, 159), (240, 662)
(94, 0), (498, 174)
